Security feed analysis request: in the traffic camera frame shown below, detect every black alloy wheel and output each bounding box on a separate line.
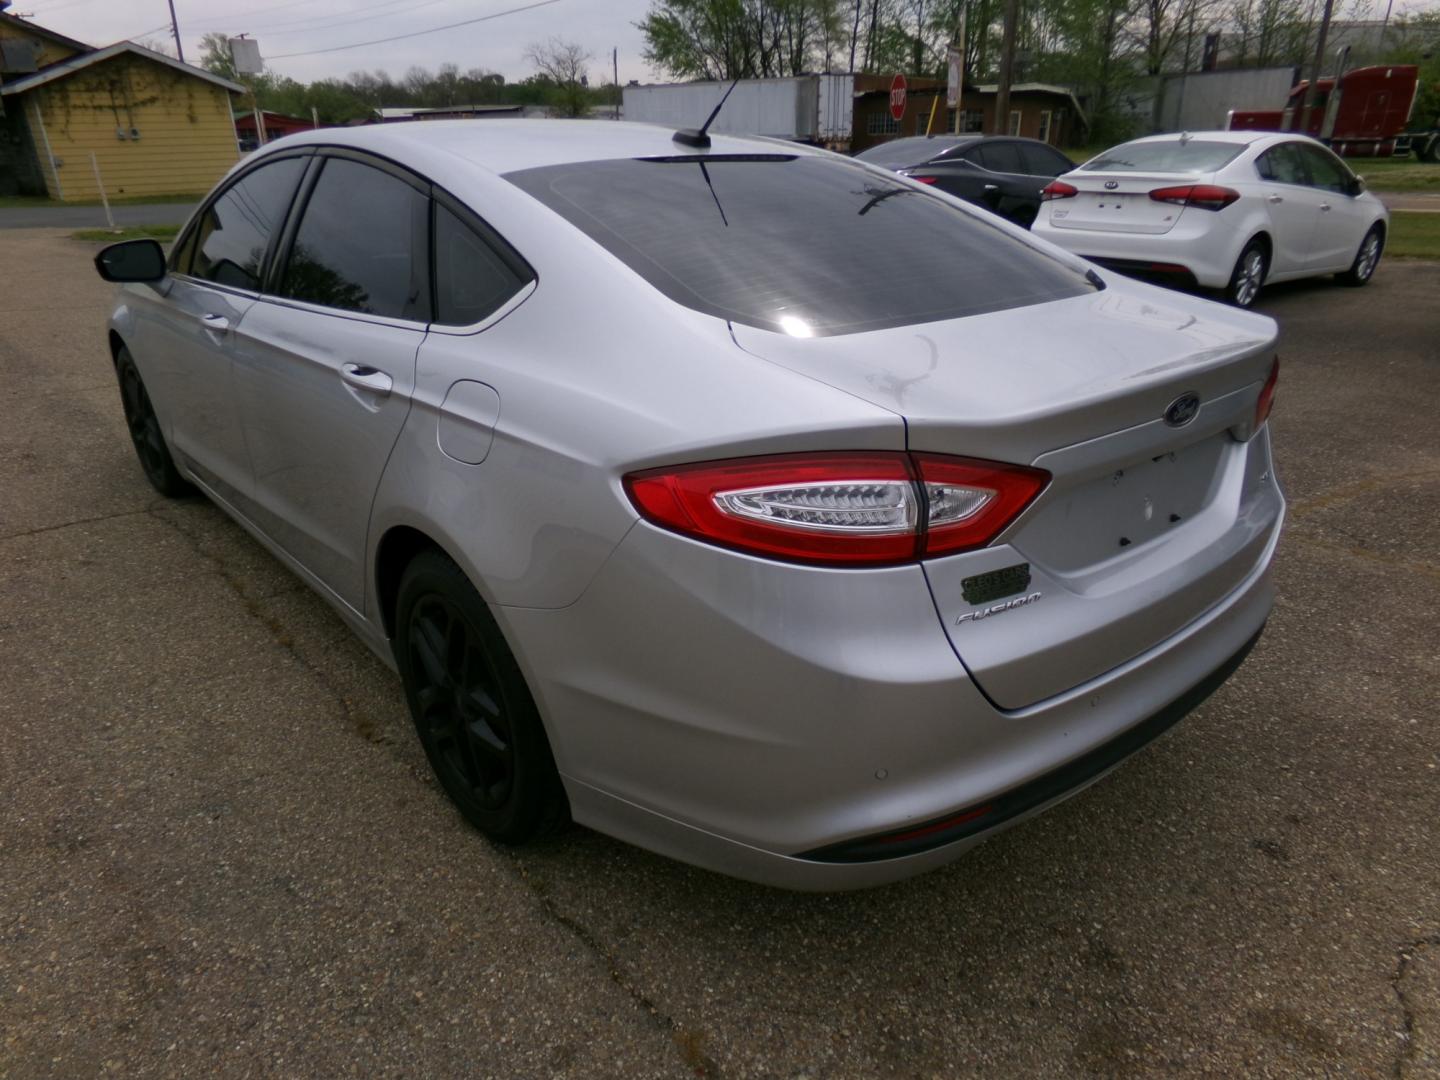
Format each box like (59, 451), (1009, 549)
(395, 551), (568, 843)
(115, 347), (194, 497)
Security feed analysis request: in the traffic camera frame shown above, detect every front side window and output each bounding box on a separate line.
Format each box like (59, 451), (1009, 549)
(506, 155), (1092, 338)
(191, 156), (307, 290)
(1298, 143), (1352, 194)
(279, 157), (431, 321)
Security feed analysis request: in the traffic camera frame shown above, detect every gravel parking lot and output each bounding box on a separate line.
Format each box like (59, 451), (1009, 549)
(2, 229), (1436, 1078)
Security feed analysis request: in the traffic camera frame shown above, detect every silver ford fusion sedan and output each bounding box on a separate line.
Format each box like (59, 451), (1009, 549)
(95, 121), (1283, 890)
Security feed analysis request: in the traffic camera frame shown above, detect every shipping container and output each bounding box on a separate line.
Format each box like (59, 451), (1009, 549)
(622, 76), (855, 149)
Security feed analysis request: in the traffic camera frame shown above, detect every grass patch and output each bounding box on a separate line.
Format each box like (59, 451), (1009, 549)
(1386, 211), (1440, 259)
(71, 224), (180, 242)
(0, 193), (204, 209)
(1351, 158), (1440, 193)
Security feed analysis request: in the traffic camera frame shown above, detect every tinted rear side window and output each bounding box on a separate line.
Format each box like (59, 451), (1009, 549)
(977, 142), (1024, 173)
(279, 157), (430, 322)
(853, 136), (964, 167)
(191, 156), (306, 290)
(1084, 140), (1245, 173)
(1019, 143), (1072, 177)
(433, 204), (531, 325)
(506, 156), (1091, 337)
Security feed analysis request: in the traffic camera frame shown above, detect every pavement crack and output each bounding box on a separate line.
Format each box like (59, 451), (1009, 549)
(144, 505), (395, 748)
(0, 505), (159, 543)
(1391, 934), (1440, 1079)
(501, 856), (724, 1079)
(1285, 533), (1440, 583)
(1288, 468), (1440, 520)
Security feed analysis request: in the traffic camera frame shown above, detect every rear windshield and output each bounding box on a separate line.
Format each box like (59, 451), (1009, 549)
(853, 136), (967, 167)
(506, 155), (1092, 337)
(1083, 140), (1245, 174)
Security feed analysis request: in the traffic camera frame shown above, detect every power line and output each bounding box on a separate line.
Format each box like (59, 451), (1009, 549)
(244, 0), (457, 39)
(266, 0), (565, 59)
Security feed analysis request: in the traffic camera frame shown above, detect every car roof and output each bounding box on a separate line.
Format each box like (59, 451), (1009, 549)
(249, 119), (829, 176)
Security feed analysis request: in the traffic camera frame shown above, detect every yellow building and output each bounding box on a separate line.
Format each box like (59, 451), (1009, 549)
(1, 12), (243, 201)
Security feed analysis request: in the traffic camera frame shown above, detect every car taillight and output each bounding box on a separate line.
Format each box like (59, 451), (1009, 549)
(1040, 180), (1078, 201)
(1148, 184), (1240, 211)
(909, 174), (939, 185)
(624, 452), (1050, 567)
(1254, 356), (1279, 432)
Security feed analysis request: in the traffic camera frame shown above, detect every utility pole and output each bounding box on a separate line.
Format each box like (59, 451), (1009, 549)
(166, 0), (185, 63)
(1297, 0), (1336, 133)
(613, 47), (619, 118)
(993, 0), (1020, 135)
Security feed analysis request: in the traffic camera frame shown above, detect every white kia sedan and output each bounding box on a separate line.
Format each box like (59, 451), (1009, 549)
(1032, 131), (1389, 307)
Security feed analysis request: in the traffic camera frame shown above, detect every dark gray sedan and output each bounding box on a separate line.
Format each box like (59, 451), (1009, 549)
(855, 134), (1075, 227)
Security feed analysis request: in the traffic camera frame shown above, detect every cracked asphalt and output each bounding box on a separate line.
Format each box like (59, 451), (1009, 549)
(1, 230), (1437, 1078)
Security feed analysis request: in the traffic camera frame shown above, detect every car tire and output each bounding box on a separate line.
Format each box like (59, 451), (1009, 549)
(395, 550), (569, 844)
(1337, 225), (1383, 287)
(1224, 240), (1267, 308)
(114, 346), (195, 498)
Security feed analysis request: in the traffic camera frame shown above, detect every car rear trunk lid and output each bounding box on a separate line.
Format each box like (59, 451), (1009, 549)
(1047, 172), (1206, 234)
(729, 282), (1283, 709)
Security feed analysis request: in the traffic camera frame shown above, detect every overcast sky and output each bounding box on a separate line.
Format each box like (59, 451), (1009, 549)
(18, 0), (660, 88)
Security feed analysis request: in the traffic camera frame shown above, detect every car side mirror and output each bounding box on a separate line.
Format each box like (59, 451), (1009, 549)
(94, 238), (167, 283)
(1350, 175), (1366, 196)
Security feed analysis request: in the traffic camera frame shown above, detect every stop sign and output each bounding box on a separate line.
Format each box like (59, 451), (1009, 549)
(889, 73), (907, 122)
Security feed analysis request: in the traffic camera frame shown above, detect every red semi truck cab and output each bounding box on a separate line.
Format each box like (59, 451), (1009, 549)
(1228, 65), (1422, 158)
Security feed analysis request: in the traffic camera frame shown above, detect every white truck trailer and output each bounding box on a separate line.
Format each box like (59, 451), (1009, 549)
(622, 75), (855, 150)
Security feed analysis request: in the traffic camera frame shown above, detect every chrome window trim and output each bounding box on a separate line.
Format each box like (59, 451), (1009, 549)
(425, 278), (538, 337)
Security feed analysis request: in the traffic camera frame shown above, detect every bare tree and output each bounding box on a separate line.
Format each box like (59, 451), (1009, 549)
(525, 38), (593, 117)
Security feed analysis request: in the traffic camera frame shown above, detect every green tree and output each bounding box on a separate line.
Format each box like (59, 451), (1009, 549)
(524, 38), (593, 116)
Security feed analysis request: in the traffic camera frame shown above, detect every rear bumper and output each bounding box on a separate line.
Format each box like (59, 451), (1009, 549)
(1034, 212), (1245, 288)
(498, 485), (1281, 890)
(800, 622), (1263, 864)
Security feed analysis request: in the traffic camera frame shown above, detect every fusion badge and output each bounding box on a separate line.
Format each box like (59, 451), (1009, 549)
(955, 591), (1042, 625)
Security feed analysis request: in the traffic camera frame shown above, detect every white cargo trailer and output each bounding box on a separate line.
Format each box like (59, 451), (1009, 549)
(622, 76), (855, 149)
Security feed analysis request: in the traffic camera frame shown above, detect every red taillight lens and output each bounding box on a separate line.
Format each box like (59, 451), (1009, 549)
(909, 174), (939, 185)
(624, 452), (1050, 567)
(1041, 180), (1078, 201)
(1148, 184), (1240, 211)
(1254, 356), (1279, 433)
(914, 454), (1051, 558)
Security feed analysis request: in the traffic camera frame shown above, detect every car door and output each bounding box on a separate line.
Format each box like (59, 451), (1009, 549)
(970, 140), (1042, 225)
(1253, 141), (1324, 277)
(130, 153), (310, 506)
(1296, 143), (1371, 271)
(228, 151), (432, 611)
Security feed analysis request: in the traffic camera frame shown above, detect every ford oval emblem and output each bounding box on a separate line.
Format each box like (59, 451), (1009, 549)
(1104, 180), (1119, 190)
(1164, 392), (1201, 427)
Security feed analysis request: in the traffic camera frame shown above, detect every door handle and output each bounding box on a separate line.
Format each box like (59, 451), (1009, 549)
(340, 363), (392, 396)
(1266, 194), (1284, 204)
(1320, 203), (1332, 212)
(983, 183), (999, 192)
(201, 312), (230, 333)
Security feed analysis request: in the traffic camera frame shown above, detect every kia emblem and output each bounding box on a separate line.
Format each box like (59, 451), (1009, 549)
(1104, 180), (1119, 190)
